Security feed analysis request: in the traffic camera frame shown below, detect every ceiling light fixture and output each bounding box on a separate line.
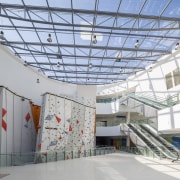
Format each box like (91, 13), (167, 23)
(115, 51), (121, 62)
(175, 42), (180, 50)
(134, 40), (140, 48)
(92, 35), (97, 44)
(36, 78), (40, 83)
(149, 66), (152, 72)
(88, 63), (93, 68)
(24, 60), (28, 67)
(47, 34), (52, 43)
(0, 31), (6, 40)
(120, 67), (123, 73)
(57, 62), (61, 68)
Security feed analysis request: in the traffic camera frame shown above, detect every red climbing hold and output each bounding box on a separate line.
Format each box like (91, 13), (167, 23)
(38, 144), (41, 150)
(37, 124), (41, 129)
(69, 124), (72, 131)
(55, 116), (61, 123)
(25, 112), (31, 122)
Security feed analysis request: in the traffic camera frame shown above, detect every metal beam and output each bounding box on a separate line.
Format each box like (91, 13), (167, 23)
(28, 62), (145, 70)
(48, 75), (126, 80)
(0, 25), (179, 40)
(30, 66), (139, 75)
(2, 41), (171, 53)
(17, 52), (158, 62)
(1, 3), (180, 22)
(0, 13), (179, 32)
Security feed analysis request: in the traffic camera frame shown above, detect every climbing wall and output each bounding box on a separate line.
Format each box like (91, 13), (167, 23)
(0, 87), (36, 166)
(36, 93), (95, 162)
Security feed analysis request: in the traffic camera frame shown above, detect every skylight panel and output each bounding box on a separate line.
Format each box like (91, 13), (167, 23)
(98, 0), (120, 12)
(72, 0), (95, 10)
(119, 0), (145, 14)
(162, 0), (180, 18)
(48, 0), (71, 8)
(24, 0), (47, 6)
(141, 0), (169, 16)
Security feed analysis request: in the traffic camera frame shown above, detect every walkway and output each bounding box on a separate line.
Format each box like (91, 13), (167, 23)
(1, 152), (180, 180)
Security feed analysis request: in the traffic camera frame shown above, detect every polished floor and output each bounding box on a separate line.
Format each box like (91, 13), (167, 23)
(1, 152), (180, 180)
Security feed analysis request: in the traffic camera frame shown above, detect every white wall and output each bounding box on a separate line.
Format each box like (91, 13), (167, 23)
(158, 103), (180, 133)
(96, 125), (124, 136)
(77, 85), (97, 99)
(96, 101), (132, 115)
(0, 45), (96, 105)
(97, 51), (180, 98)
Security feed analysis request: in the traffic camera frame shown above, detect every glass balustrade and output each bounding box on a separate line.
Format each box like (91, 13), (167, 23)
(0, 147), (116, 167)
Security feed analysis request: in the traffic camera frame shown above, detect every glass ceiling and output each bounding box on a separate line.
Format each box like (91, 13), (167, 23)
(0, 0), (180, 85)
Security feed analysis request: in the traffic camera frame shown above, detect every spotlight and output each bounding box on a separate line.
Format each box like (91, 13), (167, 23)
(92, 35), (97, 44)
(119, 67), (123, 73)
(149, 66), (152, 72)
(57, 62), (61, 68)
(175, 43), (180, 50)
(36, 78), (40, 83)
(0, 31), (6, 40)
(134, 40), (140, 48)
(47, 34), (52, 43)
(88, 63), (93, 68)
(24, 60), (28, 67)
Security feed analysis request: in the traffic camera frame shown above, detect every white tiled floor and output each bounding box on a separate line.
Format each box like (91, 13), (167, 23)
(1, 152), (180, 180)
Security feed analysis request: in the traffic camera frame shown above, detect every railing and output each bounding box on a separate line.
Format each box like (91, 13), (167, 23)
(0, 146), (116, 167)
(127, 92), (180, 110)
(118, 146), (180, 161)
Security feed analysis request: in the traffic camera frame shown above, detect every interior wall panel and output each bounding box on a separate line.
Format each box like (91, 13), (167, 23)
(0, 87), (36, 166)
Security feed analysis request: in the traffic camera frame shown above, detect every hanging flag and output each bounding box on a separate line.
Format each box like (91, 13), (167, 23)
(2, 108), (7, 117)
(2, 119), (7, 131)
(2, 108), (7, 131)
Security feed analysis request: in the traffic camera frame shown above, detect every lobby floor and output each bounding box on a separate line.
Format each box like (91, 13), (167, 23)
(1, 152), (180, 180)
